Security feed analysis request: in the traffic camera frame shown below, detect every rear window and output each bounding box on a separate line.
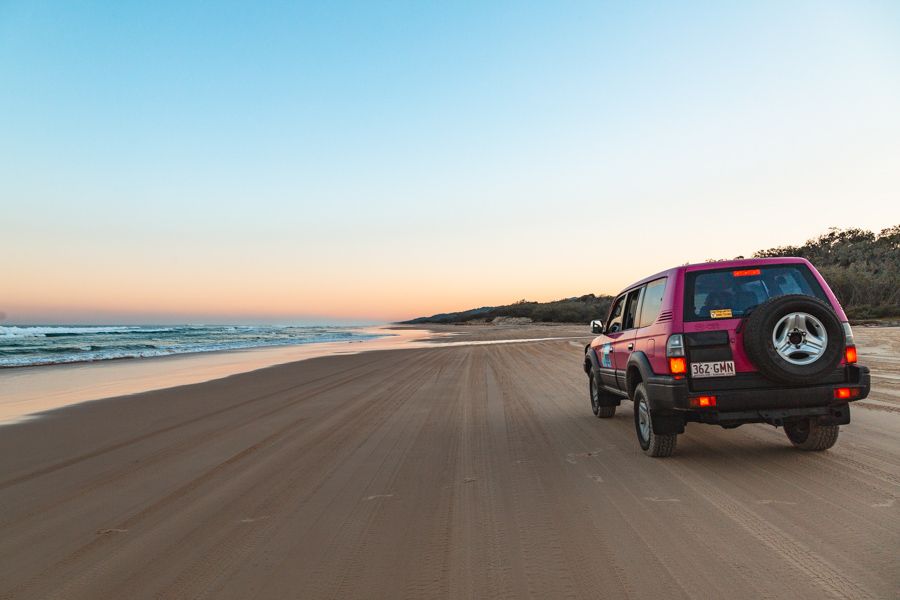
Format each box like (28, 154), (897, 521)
(684, 264), (828, 321)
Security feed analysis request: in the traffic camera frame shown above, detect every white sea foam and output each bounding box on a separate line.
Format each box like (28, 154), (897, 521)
(0, 325), (383, 366)
(0, 326), (138, 338)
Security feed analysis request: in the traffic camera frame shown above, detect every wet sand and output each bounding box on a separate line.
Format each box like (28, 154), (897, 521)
(0, 325), (592, 425)
(0, 327), (432, 425)
(0, 325), (897, 599)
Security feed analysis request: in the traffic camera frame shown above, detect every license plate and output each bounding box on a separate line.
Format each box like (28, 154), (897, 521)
(690, 360), (736, 378)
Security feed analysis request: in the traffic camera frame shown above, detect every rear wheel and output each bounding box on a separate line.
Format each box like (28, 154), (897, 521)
(784, 419), (839, 451)
(633, 383), (677, 457)
(590, 374), (616, 418)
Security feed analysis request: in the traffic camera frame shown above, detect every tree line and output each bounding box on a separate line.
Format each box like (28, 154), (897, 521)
(403, 226), (899, 324)
(754, 226), (899, 319)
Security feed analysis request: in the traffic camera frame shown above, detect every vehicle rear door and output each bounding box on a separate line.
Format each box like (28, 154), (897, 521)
(597, 294), (626, 388)
(612, 287), (643, 390)
(632, 278), (668, 373)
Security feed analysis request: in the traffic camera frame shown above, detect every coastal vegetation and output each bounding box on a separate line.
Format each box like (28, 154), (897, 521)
(402, 294), (614, 325)
(754, 226), (899, 320)
(403, 226), (899, 324)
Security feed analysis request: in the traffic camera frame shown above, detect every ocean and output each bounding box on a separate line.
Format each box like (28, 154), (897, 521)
(0, 325), (386, 368)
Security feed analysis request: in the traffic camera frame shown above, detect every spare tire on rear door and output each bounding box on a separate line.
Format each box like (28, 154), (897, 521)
(742, 294), (843, 385)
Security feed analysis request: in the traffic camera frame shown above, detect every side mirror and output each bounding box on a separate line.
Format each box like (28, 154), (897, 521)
(590, 320), (604, 334)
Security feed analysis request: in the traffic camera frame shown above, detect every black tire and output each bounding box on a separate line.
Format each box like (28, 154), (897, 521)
(785, 420), (840, 451)
(632, 383), (677, 457)
(742, 294), (843, 385)
(589, 371), (617, 418)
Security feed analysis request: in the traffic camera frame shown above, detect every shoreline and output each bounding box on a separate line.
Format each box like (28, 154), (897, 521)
(0, 326), (437, 425)
(0, 326), (394, 373)
(0, 325), (390, 370)
(0, 323), (595, 425)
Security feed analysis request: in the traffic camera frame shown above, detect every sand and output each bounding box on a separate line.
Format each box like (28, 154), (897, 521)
(0, 325), (592, 425)
(0, 324), (897, 599)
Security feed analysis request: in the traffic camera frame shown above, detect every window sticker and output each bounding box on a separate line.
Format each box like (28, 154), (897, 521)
(710, 309), (733, 319)
(600, 343), (613, 367)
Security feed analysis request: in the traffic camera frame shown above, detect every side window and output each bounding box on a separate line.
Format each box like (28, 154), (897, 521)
(638, 278), (667, 328)
(606, 294), (626, 333)
(623, 288), (643, 330)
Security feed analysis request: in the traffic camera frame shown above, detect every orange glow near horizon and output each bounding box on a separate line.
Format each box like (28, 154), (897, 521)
(4, 217), (899, 324)
(3, 229), (634, 323)
(2, 266), (611, 324)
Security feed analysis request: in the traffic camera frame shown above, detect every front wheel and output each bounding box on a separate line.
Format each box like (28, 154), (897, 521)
(785, 420), (839, 451)
(590, 374), (616, 418)
(633, 383), (677, 457)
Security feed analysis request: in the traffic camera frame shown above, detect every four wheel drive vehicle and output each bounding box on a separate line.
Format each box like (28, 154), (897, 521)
(583, 258), (870, 457)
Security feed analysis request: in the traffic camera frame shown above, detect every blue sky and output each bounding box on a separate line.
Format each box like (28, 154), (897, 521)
(2, 1), (899, 323)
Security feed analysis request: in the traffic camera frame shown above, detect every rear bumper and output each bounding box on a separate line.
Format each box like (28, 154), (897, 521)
(645, 365), (870, 426)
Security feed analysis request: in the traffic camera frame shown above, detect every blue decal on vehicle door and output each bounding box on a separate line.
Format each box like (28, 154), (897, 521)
(601, 343), (613, 368)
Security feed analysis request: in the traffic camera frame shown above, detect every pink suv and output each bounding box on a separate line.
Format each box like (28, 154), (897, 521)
(583, 258), (870, 457)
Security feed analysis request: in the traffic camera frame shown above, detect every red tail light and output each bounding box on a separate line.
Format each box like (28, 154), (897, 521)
(669, 357), (687, 375)
(690, 395), (717, 408)
(844, 346), (857, 364)
(834, 387), (860, 400)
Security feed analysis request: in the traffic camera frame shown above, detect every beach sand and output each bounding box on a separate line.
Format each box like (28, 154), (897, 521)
(0, 324), (897, 599)
(0, 327), (434, 425)
(0, 325), (593, 425)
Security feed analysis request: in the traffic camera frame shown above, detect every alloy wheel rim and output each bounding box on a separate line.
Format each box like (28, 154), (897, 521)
(638, 398), (651, 440)
(772, 312), (828, 365)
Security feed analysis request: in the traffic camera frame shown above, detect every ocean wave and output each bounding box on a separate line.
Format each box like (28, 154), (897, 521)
(0, 325), (384, 367)
(0, 326), (155, 338)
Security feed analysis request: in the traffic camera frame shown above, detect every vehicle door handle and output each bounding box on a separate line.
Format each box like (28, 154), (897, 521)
(627, 343), (634, 351)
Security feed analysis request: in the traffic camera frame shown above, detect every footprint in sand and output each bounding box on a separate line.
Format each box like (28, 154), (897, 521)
(871, 498), (895, 508)
(96, 528), (128, 535)
(643, 497), (680, 503)
(757, 499), (798, 506)
(587, 475), (604, 483)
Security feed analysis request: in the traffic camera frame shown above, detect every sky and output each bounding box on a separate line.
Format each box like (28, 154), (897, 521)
(2, 1), (899, 324)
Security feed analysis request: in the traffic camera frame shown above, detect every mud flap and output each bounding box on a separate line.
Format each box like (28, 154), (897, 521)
(651, 411), (685, 435)
(817, 404), (851, 426)
(591, 371), (622, 407)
